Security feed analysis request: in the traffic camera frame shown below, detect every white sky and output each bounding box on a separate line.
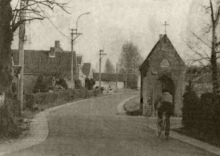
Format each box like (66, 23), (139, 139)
(12, 0), (201, 70)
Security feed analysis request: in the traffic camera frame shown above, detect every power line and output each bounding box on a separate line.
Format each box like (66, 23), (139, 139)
(37, 5), (70, 40)
(46, 16), (70, 40)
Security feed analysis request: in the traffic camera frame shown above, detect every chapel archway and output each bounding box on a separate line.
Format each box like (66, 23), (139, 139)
(159, 75), (175, 111)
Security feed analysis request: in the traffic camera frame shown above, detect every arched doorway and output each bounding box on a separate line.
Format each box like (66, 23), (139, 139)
(152, 75), (175, 115)
(159, 75), (175, 102)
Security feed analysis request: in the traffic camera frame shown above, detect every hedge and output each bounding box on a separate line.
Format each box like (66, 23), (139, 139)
(26, 89), (100, 109)
(182, 88), (220, 140)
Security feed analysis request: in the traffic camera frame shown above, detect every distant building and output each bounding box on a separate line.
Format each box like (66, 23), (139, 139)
(77, 55), (86, 87)
(139, 34), (186, 116)
(93, 73), (139, 90)
(12, 41), (77, 93)
(82, 63), (93, 79)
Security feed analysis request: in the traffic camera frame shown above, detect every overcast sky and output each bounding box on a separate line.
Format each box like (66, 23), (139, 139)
(12, 0), (207, 70)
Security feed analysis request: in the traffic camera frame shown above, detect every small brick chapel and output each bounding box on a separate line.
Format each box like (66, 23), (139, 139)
(139, 34), (186, 116)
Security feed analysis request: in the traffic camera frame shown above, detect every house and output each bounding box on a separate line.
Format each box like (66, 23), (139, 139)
(12, 41), (77, 93)
(82, 63), (93, 79)
(93, 73), (139, 90)
(139, 34), (186, 116)
(76, 55), (86, 87)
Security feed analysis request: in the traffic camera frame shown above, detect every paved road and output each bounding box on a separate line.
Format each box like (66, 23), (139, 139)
(5, 93), (217, 156)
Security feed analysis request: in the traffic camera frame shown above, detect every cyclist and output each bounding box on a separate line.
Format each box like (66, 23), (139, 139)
(154, 89), (173, 139)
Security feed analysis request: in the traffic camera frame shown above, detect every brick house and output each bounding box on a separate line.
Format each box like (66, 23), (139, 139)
(12, 41), (77, 94)
(139, 34), (186, 116)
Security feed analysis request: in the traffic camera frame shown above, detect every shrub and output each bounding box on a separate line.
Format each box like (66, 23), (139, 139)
(199, 92), (215, 135)
(26, 89), (100, 109)
(89, 78), (95, 90)
(182, 85), (200, 128)
(33, 75), (48, 93)
(56, 78), (68, 90)
(75, 79), (83, 89)
(85, 77), (90, 89)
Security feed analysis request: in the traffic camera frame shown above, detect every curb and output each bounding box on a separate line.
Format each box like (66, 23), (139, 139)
(147, 118), (220, 156)
(0, 93), (134, 155)
(0, 96), (103, 156)
(0, 111), (48, 156)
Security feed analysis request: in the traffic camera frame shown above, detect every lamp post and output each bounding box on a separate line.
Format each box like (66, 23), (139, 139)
(71, 12), (90, 87)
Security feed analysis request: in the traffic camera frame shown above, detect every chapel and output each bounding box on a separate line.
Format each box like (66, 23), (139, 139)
(139, 34), (186, 116)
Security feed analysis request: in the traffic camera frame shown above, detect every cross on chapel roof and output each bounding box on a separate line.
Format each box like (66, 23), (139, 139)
(163, 21), (169, 34)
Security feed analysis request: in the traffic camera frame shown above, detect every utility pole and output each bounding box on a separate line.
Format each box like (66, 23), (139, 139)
(18, 0), (26, 115)
(99, 50), (106, 94)
(70, 12), (89, 86)
(70, 29), (82, 88)
(70, 29), (74, 88)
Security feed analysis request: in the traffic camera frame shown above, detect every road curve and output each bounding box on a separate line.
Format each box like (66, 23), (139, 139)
(5, 92), (217, 156)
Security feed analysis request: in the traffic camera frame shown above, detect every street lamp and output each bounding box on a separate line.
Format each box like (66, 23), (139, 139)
(75, 12), (90, 33)
(71, 12), (90, 88)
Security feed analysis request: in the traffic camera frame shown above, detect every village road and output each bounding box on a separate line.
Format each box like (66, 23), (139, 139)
(5, 92), (217, 156)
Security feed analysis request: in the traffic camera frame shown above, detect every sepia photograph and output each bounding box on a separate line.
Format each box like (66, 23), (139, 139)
(0, 0), (220, 155)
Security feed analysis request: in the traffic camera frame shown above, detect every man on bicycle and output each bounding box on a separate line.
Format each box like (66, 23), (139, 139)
(154, 89), (173, 139)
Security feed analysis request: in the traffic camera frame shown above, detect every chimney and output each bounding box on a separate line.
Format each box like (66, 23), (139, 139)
(159, 34), (163, 39)
(55, 40), (60, 48)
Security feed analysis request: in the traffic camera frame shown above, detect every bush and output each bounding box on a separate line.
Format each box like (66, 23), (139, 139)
(26, 89), (100, 109)
(56, 78), (68, 90)
(33, 75), (48, 93)
(85, 78), (95, 90)
(182, 85), (200, 128)
(75, 79), (83, 89)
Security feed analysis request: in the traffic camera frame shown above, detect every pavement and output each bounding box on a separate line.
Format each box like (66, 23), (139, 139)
(0, 92), (219, 156)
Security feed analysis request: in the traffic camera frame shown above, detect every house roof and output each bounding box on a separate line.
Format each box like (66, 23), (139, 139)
(139, 34), (185, 71)
(12, 49), (75, 77)
(93, 73), (138, 82)
(82, 63), (91, 77)
(12, 40), (78, 77)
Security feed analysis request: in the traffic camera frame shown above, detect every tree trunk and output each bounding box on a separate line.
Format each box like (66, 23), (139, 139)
(0, 0), (13, 95)
(211, 31), (218, 94)
(210, 0), (219, 94)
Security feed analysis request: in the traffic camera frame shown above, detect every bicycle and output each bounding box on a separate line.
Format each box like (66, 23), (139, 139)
(156, 112), (169, 139)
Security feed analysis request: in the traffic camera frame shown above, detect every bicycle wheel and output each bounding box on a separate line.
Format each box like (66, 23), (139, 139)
(164, 115), (169, 139)
(156, 119), (162, 137)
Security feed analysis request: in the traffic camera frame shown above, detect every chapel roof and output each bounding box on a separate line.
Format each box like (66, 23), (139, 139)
(139, 34), (185, 71)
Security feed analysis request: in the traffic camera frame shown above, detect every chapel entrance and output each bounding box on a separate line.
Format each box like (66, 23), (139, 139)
(159, 75), (175, 100)
(152, 75), (175, 115)
(159, 75), (175, 112)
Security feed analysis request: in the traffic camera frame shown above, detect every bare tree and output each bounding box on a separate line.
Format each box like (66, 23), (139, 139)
(0, 0), (68, 94)
(186, 0), (220, 94)
(0, 0), (68, 136)
(11, 0), (69, 32)
(118, 42), (143, 74)
(104, 58), (115, 74)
